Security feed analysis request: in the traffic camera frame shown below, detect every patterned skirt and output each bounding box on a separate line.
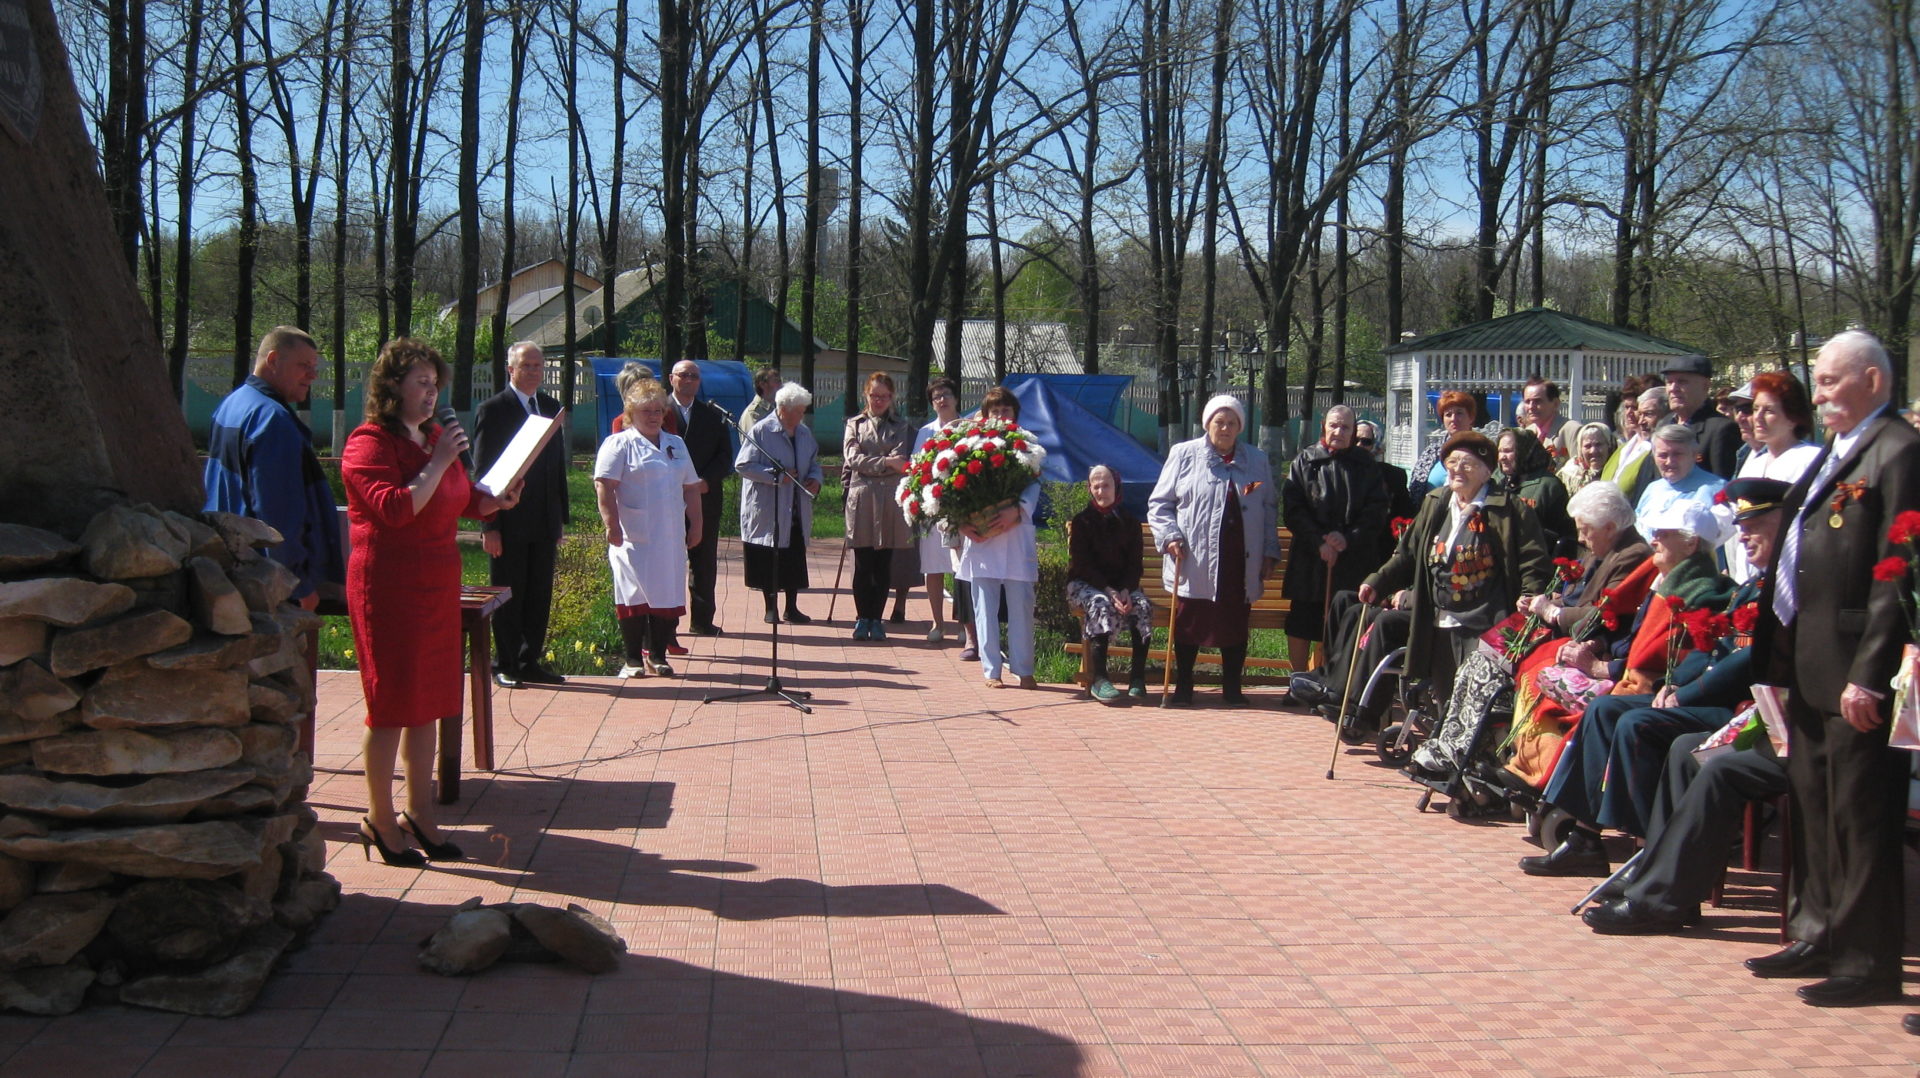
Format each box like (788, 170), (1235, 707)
(1067, 580), (1154, 640)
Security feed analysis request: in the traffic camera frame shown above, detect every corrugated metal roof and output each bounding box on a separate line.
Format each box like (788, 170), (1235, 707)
(1384, 307), (1699, 356)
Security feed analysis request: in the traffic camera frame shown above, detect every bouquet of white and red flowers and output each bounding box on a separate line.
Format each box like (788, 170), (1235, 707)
(896, 417), (1047, 532)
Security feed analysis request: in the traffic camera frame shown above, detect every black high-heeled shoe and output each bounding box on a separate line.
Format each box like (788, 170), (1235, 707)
(359, 817), (426, 867)
(399, 812), (466, 862)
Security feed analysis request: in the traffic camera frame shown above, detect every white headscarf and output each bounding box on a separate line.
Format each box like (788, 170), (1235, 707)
(1201, 394), (1247, 431)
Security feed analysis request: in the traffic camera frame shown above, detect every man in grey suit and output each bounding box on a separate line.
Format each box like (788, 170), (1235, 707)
(1747, 330), (1920, 1007)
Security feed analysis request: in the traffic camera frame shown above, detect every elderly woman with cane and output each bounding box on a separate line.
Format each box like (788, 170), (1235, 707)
(1148, 395), (1282, 709)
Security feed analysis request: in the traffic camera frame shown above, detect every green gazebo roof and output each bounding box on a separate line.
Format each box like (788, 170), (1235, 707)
(1384, 307), (1699, 356)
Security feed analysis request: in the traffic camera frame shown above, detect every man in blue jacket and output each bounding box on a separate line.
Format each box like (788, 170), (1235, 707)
(203, 326), (346, 610)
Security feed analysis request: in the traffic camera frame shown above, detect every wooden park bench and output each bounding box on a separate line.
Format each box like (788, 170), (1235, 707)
(1063, 523), (1296, 686)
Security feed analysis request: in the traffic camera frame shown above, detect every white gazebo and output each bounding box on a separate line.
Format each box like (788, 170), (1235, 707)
(1383, 307), (1697, 470)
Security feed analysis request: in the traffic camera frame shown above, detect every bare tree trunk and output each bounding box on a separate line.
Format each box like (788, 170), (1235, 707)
(800, 0), (822, 393)
(452, 0), (484, 407)
(332, 0), (354, 450)
(166, 0), (204, 400)
(102, 0), (145, 270)
(490, 5), (526, 388)
(388, 0), (417, 337)
(230, 0), (259, 386)
(754, 8), (791, 380)
(561, 0), (580, 403)
(842, 0), (866, 412)
(987, 151), (1006, 383)
(600, 0), (628, 356)
(1196, 0), (1232, 399)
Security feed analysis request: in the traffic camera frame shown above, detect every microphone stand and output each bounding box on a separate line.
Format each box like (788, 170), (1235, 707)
(704, 425), (816, 714)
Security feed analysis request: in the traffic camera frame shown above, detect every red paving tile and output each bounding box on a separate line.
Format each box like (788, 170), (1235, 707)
(11, 537), (1920, 1076)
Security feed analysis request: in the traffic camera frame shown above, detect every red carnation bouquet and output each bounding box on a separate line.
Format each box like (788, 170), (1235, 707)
(896, 417), (1048, 533)
(1484, 556), (1587, 663)
(1880, 510), (1920, 747)
(1663, 595), (1731, 686)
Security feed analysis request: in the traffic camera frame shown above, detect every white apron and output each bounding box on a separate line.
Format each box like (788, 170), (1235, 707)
(594, 428), (699, 608)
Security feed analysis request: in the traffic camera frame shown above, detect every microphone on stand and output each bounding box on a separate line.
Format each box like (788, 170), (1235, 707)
(434, 406), (477, 475)
(706, 399), (737, 425)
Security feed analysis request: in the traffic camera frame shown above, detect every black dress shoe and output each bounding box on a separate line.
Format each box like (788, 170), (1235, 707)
(1287, 674), (1329, 708)
(1902, 1012), (1920, 1035)
(764, 609), (779, 624)
(520, 664), (567, 685)
(1162, 688), (1195, 709)
(1581, 898), (1695, 936)
(492, 670), (522, 690)
(1745, 940), (1828, 979)
(1797, 976), (1901, 1008)
(1519, 831), (1610, 878)
(1220, 691), (1251, 709)
(689, 624), (724, 637)
(783, 608), (812, 625)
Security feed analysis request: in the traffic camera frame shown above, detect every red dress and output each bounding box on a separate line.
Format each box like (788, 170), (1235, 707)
(342, 423), (489, 728)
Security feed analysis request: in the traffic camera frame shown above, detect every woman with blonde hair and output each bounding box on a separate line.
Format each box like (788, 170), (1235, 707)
(343, 338), (521, 865)
(843, 372), (915, 640)
(595, 376), (703, 677)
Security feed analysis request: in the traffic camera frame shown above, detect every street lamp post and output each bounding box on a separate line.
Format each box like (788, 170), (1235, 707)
(1177, 353), (1200, 442)
(1240, 338), (1261, 427)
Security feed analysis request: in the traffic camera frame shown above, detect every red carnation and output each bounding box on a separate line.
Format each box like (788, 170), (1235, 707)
(1874, 556), (1910, 582)
(928, 484), (942, 499)
(1731, 602), (1759, 633)
(1600, 610), (1619, 630)
(991, 453), (1006, 467)
(1889, 510), (1920, 545)
(952, 474), (968, 490)
(1665, 595), (1684, 611)
(967, 459), (984, 475)
(1390, 516), (1414, 538)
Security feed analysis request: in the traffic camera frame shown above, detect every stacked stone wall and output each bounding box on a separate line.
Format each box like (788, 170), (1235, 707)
(0, 508), (338, 1016)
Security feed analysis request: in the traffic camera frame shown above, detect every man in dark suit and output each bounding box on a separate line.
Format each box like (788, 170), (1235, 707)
(665, 359), (734, 637)
(474, 342), (571, 688)
(1749, 330), (1920, 1008)
(1661, 354), (1742, 479)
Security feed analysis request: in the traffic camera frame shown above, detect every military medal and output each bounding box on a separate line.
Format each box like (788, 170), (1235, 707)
(1828, 479), (1867, 529)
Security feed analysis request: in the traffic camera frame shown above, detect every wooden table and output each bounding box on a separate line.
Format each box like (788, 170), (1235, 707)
(441, 585), (511, 803)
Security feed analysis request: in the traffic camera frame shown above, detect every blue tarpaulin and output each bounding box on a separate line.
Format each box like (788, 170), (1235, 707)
(1003, 373), (1133, 427)
(590, 358), (755, 448)
(1002, 379), (1163, 520)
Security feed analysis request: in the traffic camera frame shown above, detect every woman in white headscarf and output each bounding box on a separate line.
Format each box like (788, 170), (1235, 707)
(1147, 395), (1283, 708)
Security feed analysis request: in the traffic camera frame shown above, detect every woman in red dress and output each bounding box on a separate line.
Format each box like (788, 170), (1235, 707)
(343, 339), (521, 866)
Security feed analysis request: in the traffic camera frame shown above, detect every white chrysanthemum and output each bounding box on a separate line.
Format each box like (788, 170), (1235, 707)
(921, 487), (942, 515)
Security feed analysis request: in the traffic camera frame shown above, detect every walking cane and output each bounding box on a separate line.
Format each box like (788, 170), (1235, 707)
(827, 540), (850, 621)
(1320, 559), (1337, 673)
(1324, 600), (1375, 780)
(1159, 553), (1182, 708)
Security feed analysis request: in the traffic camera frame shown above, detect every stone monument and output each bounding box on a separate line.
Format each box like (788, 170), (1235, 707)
(0, 0), (339, 1016)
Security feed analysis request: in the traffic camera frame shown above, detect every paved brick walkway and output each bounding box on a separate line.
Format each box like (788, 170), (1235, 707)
(6, 539), (1918, 1076)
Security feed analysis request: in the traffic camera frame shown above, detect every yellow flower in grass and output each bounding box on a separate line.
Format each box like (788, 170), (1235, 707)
(545, 650), (556, 663)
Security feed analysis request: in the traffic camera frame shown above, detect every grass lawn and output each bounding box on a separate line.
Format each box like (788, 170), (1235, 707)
(317, 458), (1295, 681)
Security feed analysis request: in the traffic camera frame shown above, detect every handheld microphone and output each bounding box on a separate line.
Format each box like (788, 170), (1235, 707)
(434, 406), (477, 474)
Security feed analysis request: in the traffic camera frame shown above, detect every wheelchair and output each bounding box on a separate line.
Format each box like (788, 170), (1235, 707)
(1337, 644), (1521, 822)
